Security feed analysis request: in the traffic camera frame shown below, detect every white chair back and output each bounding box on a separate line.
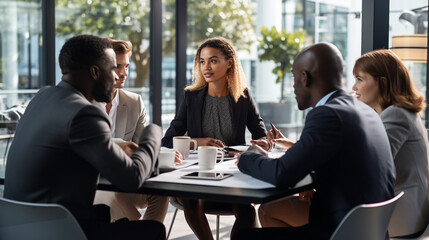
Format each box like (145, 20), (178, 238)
(0, 197), (87, 240)
(390, 222), (429, 240)
(330, 192), (404, 240)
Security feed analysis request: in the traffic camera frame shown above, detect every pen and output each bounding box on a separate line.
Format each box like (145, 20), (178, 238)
(270, 122), (280, 137)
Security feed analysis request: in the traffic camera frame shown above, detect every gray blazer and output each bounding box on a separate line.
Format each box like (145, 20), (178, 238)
(382, 105), (429, 237)
(115, 89), (147, 143)
(4, 81), (161, 226)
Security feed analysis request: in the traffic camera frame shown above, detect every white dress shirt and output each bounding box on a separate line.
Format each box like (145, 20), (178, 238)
(101, 90), (119, 137)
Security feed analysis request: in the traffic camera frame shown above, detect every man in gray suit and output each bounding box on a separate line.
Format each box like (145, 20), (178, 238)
(94, 38), (169, 223)
(4, 35), (165, 240)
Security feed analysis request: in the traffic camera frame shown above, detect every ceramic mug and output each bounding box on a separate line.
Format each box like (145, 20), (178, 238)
(173, 136), (197, 159)
(198, 146), (225, 170)
(112, 138), (125, 143)
(158, 149), (176, 169)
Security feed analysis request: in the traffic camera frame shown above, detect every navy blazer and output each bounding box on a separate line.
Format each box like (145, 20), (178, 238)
(238, 90), (396, 238)
(162, 87), (266, 148)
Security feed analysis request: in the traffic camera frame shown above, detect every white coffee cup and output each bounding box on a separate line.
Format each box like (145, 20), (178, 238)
(198, 146), (224, 170)
(173, 136), (197, 159)
(112, 138), (126, 143)
(158, 150), (176, 169)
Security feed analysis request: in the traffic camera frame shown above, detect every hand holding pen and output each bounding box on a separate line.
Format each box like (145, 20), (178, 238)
(249, 123), (281, 151)
(267, 122), (284, 143)
(268, 122), (295, 150)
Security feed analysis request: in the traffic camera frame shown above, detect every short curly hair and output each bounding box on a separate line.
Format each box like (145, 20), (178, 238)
(59, 35), (112, 72)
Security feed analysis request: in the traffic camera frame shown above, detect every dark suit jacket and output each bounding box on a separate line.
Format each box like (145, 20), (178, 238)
(4, 81), (162, 227)
(162, 87), (267, 147)
(238, 90), (396, 238)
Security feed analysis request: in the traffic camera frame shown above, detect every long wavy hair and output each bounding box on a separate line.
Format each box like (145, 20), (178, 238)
(353, 49), (425, 113)
(186, 37), (246, 102)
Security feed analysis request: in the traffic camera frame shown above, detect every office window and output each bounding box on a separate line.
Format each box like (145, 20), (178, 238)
(261, 0), (361, 139)
(186, 0), (257, 89)
(185, 0), (361, 141)
(183, 0), (257, 139)
(55, 0), (152, 120)
(161, 0), (257, 130)
(0, 1), (42, 109)
(389, 0), (428, 119)
(161, 0), (176, 129)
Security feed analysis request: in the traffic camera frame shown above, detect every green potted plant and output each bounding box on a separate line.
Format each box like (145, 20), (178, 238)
(258, 26), (306, 103)
(257, 26), (305, 125)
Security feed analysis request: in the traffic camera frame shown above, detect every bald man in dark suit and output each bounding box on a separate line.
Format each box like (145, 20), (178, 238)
(234, 42), (396, 240)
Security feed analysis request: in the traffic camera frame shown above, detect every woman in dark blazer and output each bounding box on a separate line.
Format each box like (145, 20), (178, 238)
(353, 49), (429, 238)
(162, 86), (266, 148)
(162, 37), (267, 240)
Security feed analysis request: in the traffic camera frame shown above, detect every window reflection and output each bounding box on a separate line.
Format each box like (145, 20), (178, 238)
(3, 0), (424, 138)
(55, 0), (152, 120)
(184, 0), (361, 141)
(159, 0), (258, 130)
(0, 1), (41, 109)
(162, 0), (176, 129)
(389, 1), (428, 120)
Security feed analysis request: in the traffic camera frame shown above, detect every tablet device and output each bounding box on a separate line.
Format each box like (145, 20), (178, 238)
(223, 147), (240, 152)
(181, 172), (233, 181)
(223, 145), (249, 154)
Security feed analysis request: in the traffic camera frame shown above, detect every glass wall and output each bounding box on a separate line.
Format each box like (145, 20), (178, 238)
(1, 0), (426, 142)
(0, 1), (42, 109)
(389, 0), (428, 118)
(55, 0), (152, 119)
(161, 0), (176, 129)
(185, 0), (362, 141)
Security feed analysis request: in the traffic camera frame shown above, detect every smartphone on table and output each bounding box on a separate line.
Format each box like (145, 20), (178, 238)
(181, 172), (233, 181)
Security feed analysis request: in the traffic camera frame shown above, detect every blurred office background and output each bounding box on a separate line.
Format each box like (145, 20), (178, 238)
(0, 0), (427, 143)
